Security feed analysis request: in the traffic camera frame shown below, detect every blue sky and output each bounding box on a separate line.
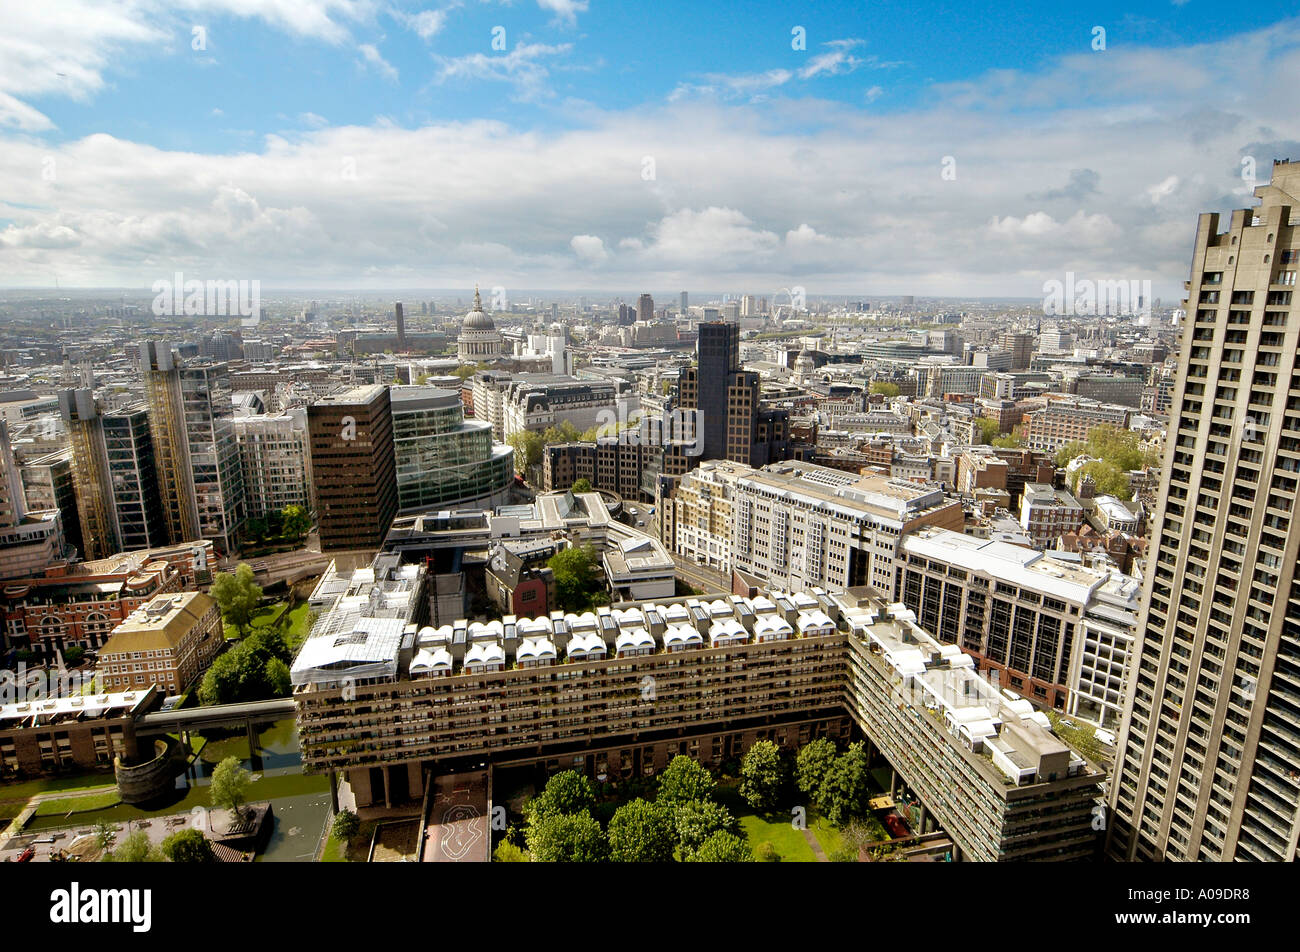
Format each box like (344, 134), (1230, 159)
(2, 1), (1300, 294)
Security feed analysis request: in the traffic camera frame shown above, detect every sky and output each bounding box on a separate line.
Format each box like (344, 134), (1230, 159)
(1, 0), (1299, 299)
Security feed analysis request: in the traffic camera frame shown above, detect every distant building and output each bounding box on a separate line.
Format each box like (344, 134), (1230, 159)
(458, 287), (503, 362)
(1019, 482), (1085, 548)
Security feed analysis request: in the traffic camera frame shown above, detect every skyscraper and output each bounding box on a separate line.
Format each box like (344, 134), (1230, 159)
(394, 301), (406, 350)
(103, 404), (167, 551)
(1107, 160), (1300, 862)
(180, 363), (246, 557)
(680, 290), (688, 314)
(307, 385), (397, 551)
(637, 293), (654, 323)
(59, 389), (120, 559)
(141, 341), (200, 546)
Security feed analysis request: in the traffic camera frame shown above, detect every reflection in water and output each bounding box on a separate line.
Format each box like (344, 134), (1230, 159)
(184, 717), (302, 786)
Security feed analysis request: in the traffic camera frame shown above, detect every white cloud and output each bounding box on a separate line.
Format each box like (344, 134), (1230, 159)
(400, 7), (451, 40)
(1, 19), (1299, 295)
(536, 0), (588, 27)
(570, 234), (608, 263)
(434, 42), (573, 102)
(358, 42), (398, 81)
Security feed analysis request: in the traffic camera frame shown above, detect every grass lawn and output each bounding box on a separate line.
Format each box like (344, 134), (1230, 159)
(322, 819), (377, 862)
(0, 773), (118, 803)
(22, 770), (330, 833)
(33, 790), (122, 817)
(812, 815), (845, 857)
(714, 782), (817, 862)
(222, 600), (314, 646)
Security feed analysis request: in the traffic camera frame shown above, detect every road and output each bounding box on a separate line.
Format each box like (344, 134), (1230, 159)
(671, 554), (731, 596)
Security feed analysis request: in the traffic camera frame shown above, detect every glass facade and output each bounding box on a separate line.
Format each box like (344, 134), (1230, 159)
(391, 386), (514, 513)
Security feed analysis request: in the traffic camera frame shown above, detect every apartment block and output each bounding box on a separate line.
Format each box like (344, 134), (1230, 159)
(1108, 161), (1300, 862)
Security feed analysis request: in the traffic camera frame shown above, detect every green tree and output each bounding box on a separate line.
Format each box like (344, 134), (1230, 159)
(199, 627), (293, 704)
(688, 830), (753, 863)
(209, 563), (263, 636)
(739, 740), (787, 812)
(673, 798), (738, 856)
(246, 516), (267, 541)
(607, 799), (675, 863)
(656, 755), (715, 806)
(107, 829), (164, 863)
(795, 738), (837, 800)
(541, 420), (582, 445)
(754, 841), (781, 862)
(571, 478), (593, 494)
(547, 544), (604, 612)
(507, 430), (543, 474)
(991, 426), (1025, 449)
(525, 810), (608, 862)
(820, 742), (872, 827)
(210, 756), (252, 821)
(973, 417), (1001, 445)
(493, 838), (529, 862)
(1072, 459), (1133, 499)
(332, 809), (360, 842)
(63, 645), (85, 666)
(161, 828), (215, 863)
(93, 821), (119, 853)
(281, 504), (311, 540)
(869, 381), (901, 398)
(525, 769), (596, 822)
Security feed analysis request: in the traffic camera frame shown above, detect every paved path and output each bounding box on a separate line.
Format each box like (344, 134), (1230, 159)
(802, 828), (828, 862)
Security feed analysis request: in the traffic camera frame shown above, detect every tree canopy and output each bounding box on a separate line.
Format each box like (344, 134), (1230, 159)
(199, 627), (293, 705)
(210, 757), (252, 820)
(547, 544), (607, 612)
(570, 477), (593, 494)
(161, 828), (215, 863)
(607, 799), (675, 862)
(525, 810), (608, 862)
(507, 430), (543, 473)
(973, 417), (1001, 445)
(525, 770), (597, 822)
(818, 742), (873, 827)
(689, 830), (753, 862)
(795, 738), (837, 799)
(656, 754), (715, 806)
(209, 563), (262, 636)
(107, 829), (165, 863)
(869, 381), (901, 398)
(673, 798), (739, 857)
(739, 739), (788, 812)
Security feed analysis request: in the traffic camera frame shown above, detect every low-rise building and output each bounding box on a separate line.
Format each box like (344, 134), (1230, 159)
(97, 591), (223, 696)
(1019, 482), (1085, 548)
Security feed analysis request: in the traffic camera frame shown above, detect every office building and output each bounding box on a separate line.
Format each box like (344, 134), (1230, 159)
(232, 410), (313, 519)
(141, 341), (200, 547)
(1108, 161), (1300, 862)
(0, 421), (70, 581)
(307, 385), (398, 551)
(896, 527), (1139, 727)
(59, 389), (120, 559)
(637, 293), (654, 323)
(179, 362), (246, 557)
(999, 332), (1036, 370)
(390, 385), (513, 514)
(669, 459), (964, 593)
(1022, 398), (1130, 453)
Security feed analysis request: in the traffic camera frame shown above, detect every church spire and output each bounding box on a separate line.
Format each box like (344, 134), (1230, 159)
(473, 284), (482, 311)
